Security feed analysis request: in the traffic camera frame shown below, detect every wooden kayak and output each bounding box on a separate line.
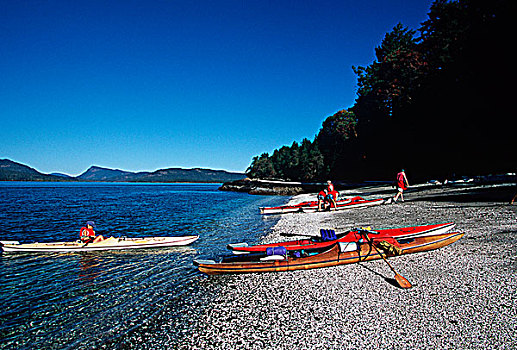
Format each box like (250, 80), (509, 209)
(194, 231), (464, 275)
(0, 235), (199, 253)
(228, 222), (456, 254)
(259, 196), (366, 215)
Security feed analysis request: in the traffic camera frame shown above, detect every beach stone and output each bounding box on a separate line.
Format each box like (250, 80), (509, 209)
(171, 183), (517, 349)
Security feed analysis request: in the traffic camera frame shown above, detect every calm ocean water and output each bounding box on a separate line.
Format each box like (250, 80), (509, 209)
(0, 182), (286, 349)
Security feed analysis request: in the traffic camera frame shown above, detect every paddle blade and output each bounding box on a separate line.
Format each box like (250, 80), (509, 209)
(280, 232), (316, 238)
(395, 274), (412, 289)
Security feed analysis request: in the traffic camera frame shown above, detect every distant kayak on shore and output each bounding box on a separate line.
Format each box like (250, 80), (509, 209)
(260, 196), (388, 214)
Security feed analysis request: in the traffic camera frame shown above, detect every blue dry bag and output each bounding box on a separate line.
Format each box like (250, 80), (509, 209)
(266, 246), (287, 256)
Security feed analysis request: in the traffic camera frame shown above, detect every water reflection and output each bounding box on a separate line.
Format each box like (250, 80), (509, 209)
(78, 255), (103, 283)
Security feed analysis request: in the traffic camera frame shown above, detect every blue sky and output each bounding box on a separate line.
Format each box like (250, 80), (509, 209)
(1, 0), (432, 175)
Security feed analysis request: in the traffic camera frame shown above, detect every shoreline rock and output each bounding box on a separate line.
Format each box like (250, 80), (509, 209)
(218, 178), (316, 195)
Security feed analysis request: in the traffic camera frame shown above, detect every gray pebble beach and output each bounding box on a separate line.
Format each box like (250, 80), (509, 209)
(174, 184), (516, 349)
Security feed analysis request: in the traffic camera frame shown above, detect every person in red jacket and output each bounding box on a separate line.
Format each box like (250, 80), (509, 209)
(317, 189), (328, 211)
(323, 180), (339, 210)
(80, 221), (105, 244)
(393, 169), (409, 203)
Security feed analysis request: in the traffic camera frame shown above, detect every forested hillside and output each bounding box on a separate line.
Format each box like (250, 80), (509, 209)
(246, 0), (514, 183)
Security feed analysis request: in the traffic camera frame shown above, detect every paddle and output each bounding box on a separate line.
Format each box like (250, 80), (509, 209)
(279, 231), (350, 240)
(363, 232), (412, 289)
(80, 229), (106, 248)
(81, 233), (102, 248)
(280, 232), (318, 238)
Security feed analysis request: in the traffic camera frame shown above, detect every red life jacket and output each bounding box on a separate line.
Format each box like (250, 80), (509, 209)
(80, 227), (95, 241)
(397, 172), (407, 190)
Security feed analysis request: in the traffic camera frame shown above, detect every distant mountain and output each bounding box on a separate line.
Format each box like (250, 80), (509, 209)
(137, 167), (246, 183)
(0, 159), (69, 181)
(76, 166), (145, 181)
(50, 172), (73, 178)
(77, 166), (245, 183)
(0, 159), (246, 183)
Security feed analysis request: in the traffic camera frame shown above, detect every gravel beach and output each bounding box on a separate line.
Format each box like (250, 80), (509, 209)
(172, 183), (517, 350)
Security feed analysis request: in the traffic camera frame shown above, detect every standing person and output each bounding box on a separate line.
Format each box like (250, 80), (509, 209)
(317, 189), (328, 211)
(80, 221), (105, 244)
(393, 169), (409, 203)
(327, 180), (334, 192)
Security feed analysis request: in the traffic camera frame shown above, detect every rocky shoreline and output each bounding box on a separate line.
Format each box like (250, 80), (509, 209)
(218, 174), (517, 196)
(218, 178), (320, 195)
(218, 178), (396, 196)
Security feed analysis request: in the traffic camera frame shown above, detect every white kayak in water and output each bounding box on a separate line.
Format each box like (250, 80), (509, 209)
(0, 235), (199, 253)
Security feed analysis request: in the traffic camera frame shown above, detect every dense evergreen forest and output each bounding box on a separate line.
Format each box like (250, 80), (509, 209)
(246, 0), (515, 183)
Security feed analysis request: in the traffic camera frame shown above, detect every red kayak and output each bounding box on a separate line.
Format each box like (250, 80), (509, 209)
(259, 196), (366, 215)
(301, 197), (386, 212)
(228, 222), (456, 254)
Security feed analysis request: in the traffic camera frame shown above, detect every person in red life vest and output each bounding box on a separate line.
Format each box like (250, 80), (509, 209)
(317, 189), (328, 211)
(393, 169), (409, 203)
(325, 180), (339, 210)
(80, 221), (105, 244)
